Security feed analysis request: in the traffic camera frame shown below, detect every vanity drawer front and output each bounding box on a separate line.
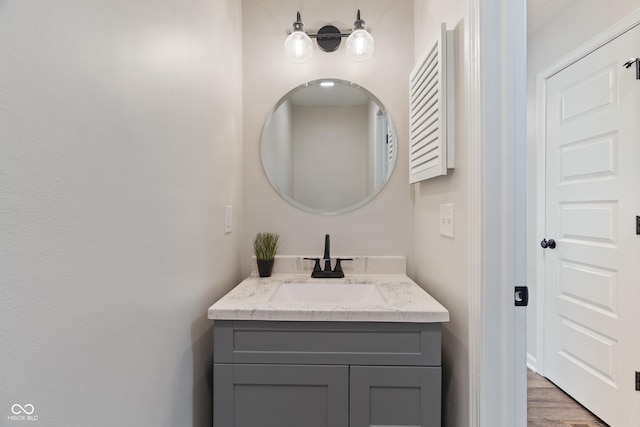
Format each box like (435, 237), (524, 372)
(213, 320), (441, 366)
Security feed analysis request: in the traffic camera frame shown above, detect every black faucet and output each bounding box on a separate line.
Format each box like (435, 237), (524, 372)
(304, 234), (352, 278)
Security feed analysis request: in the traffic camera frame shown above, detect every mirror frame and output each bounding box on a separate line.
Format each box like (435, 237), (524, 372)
(260, 78), (398, 215)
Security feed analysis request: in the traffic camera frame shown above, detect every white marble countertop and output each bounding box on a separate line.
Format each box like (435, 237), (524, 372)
(208, 269), (450, 323)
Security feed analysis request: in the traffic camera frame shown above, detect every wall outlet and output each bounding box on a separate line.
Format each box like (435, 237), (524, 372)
(440, 203), (455, 238)
(224, 205), (232, 234)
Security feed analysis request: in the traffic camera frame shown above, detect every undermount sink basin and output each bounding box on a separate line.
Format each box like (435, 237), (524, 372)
(269, 282), (385, 305)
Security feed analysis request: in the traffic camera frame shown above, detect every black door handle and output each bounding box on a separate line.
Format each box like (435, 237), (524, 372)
(540, 239), (556, 249)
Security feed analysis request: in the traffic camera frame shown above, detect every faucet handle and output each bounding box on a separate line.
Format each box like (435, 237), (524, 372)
(333, 258), (353, 274)
(303, 257), (322, 272)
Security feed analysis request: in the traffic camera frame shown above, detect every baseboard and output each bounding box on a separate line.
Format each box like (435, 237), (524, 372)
(526, 353), (537, 372)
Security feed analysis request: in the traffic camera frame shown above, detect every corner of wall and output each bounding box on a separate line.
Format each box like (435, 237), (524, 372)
(412, 1), (471, 426)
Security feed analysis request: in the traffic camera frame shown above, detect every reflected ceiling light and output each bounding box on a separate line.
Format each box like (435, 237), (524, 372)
(284, 10), (374, 63)
(320, 81), (335, 87)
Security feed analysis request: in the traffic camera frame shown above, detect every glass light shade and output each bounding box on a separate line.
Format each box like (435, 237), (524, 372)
(346, 29), (374, 61)
(284, 31), (313, 63)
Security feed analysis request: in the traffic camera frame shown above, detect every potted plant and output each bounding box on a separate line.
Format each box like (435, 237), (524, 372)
(253, 232), (281, 277)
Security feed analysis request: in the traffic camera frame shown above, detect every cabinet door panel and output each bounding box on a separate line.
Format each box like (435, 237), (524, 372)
(350, 366), (441, 427)
(214, 364), (348, 427)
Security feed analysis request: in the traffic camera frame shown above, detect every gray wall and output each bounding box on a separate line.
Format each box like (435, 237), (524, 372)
(0, 0), (243, 425)
(241, 0), (415, 276)
(526, 0), (640, 370)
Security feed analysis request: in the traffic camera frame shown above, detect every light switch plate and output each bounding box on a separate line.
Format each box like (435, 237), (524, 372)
(440, 203), (455, 238)
(224, 205), (232, 234)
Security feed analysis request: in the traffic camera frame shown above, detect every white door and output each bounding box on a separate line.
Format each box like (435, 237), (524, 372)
(543, 23), (640, 426)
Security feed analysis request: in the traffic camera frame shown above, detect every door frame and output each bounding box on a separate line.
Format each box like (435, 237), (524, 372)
(535, 8), (640, 377)
(468, 0), (527, 425)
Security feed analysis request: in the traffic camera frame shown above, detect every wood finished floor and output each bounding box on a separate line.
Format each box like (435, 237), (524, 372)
(528, 370), (609, 427)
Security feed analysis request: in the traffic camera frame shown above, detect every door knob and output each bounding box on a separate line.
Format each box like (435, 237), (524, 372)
(540, 239), (556, 249)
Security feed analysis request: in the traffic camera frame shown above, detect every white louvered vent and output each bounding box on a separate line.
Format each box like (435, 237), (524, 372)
(409, 23), (454, 183)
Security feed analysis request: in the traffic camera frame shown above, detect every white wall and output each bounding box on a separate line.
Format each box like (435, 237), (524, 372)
(242, 0), (415, 276)
(293, 104), (367, 211)
(526, 0), (640, 370)
(0, 1), (243, 425)
(262, 99), (294, 197)
(413, 1), (470, 426)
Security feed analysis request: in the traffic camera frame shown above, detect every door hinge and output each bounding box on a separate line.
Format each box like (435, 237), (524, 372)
(515, 286), (528, 307)
(636, 371), (640, 391)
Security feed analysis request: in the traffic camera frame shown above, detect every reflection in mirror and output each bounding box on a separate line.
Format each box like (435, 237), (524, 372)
(260, 79), (397, 215)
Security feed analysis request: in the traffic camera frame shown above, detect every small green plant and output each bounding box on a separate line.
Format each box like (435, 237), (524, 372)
(253, 232), (281, 260)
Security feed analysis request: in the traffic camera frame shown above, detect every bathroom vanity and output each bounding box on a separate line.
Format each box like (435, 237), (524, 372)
(208, 256), (449, 427)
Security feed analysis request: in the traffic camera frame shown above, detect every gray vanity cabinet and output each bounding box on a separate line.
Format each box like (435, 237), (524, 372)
(213, 320), (442, 427)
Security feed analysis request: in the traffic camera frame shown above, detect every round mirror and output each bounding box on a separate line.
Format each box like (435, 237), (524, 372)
(260, 79), (398, 215)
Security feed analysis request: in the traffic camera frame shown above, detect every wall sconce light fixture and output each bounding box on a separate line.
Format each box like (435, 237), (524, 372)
(284, 12), (314, 63)
(284, 10), (375, 63)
